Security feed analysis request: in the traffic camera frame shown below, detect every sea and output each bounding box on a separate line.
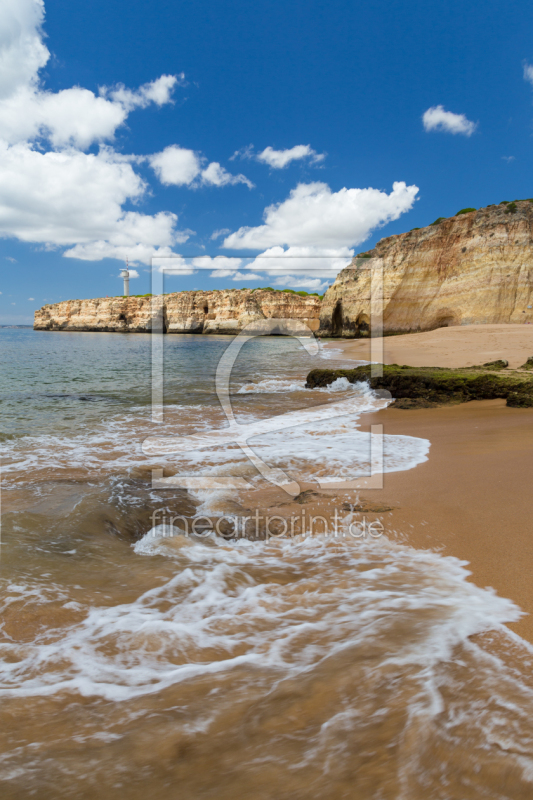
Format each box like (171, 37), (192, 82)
(2, 327), (533, 799)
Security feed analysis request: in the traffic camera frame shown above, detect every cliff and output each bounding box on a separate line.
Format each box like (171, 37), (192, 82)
(319, 200), (533, 336)
(34, 289), (321, 334)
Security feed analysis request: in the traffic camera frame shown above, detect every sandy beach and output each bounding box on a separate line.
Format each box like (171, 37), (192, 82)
(331, 324), (533, 641)
(330, 322), (533, 369)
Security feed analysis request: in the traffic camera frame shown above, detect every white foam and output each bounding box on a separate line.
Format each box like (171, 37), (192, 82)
(237, 378), (307, 393)
(0, 533), (523, 702)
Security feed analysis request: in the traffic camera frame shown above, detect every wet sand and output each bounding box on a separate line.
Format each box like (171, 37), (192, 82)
(360, 400), (533, 642)
(320, 325), (533, 642)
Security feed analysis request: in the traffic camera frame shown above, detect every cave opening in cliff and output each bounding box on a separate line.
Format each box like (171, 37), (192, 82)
(356, 313), (370, 337)
(203, 304), (209, 315)
(332, 301), (343, 336)
(433, 309), (458, 329)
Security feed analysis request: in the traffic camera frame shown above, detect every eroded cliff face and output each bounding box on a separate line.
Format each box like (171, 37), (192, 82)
(34, 289), (321, 334)
(320, 201), (533, 336)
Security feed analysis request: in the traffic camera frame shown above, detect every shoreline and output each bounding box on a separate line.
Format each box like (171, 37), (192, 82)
(322, 326), (533, 642)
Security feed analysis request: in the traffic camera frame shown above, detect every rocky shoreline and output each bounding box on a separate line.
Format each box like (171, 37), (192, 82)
(34, 289), (321, 334)
(306, 362), (533, 407)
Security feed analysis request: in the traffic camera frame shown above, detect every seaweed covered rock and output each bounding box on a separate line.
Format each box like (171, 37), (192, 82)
(481, 359), (508, 369)
(305, 364), (533, 408)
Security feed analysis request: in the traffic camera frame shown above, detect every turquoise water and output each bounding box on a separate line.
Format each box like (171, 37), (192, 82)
(0, 328), (333, 438)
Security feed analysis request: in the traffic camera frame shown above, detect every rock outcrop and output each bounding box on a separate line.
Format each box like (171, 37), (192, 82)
(319, 201), (533, 336)
(34, 289), (321, 334)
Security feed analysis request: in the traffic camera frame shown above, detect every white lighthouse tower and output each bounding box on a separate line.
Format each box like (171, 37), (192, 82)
(120, 259), (130, 297)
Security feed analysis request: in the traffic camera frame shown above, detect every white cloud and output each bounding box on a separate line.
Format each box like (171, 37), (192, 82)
(231, 271), (262, 281)
(193, 256), (242, 270)
(210, 228), (231, 240)
(247, 245), (353, 278)
(102, 74), (183, 111)
(0, 142), (189, 264)
(209, 269), (262, 280)
(0, 2), (181, 149)
(149, 147), (253, 188)
(28, 297), (34, 300)
(230, 144), (254, 161)
(201, 162), (253, 188)
(152, 255), (197, 275)
(223, 181), (418, 251)
(422, 105), (477, 136)
(149, 145), (201, 186)
(271, 276), (328, 292)
(0, 0), (49, 100)
(231, 143), (325, 169)
(256, 145), (325, 169)
(0, 3), (201, 264)
(502, 155), (515, 163)
(126, 269), (139, 279)
(524, 63), (533, 86)
(5, 256), (16, 262)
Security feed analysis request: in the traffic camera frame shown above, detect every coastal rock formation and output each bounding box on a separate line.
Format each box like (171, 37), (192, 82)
(34, 289), (321, 334)
(305, 364), (533, 407)
(319, 201), (533, 336)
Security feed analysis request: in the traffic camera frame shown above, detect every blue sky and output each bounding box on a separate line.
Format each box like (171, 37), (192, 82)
(1, 0), (533, 323)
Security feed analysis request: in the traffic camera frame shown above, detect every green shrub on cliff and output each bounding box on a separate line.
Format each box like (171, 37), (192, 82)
(430, 217), (446, 226)
(505, 202), (517, 213)
(456, 207), (476, 215)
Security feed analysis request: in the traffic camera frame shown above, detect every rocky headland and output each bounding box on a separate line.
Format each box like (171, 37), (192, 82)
(35, 201), (533, 336)
(319, 200), (533, 336)
(34, 289), (321, 334)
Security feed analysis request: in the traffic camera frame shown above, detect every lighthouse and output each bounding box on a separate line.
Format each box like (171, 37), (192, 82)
(120, 260), (130, 297)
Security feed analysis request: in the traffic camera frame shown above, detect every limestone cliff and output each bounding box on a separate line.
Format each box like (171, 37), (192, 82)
(319, 201), (533, 336)
(34, 289), (321, 334)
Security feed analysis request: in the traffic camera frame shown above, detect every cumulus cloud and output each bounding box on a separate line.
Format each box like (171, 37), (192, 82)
(149, 145), (201, 186)
(0, 2), (182, 149)
(210, 228), (231, 240)
(201, 162), (253, 188)
(209, 269), (262, 280)
(0, 0), (193, 263)
(149, 146), (253, 188)
(256, 145), (325, 169)
(223, 181), (418, 251)
(230, 271), (262, 281)
(0, 142), (189, 264)
(422, 105), (477, 136)
(246, 245), (353, 278)
(194, 256), (240, 268)
(524, 63), (533, 86)
(102, 74), (183, 112)
(0, 0), (49, 100)
(271, 275), (329, 292)
(231, 143), (325, 169)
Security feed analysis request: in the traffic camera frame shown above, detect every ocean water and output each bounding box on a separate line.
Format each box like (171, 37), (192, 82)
(2, 328), (533, 799)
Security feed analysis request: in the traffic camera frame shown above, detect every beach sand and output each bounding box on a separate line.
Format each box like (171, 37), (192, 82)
(359, 400), (533, 642)
(327, 322), (533, 369)
(326, 324), (533, 641)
